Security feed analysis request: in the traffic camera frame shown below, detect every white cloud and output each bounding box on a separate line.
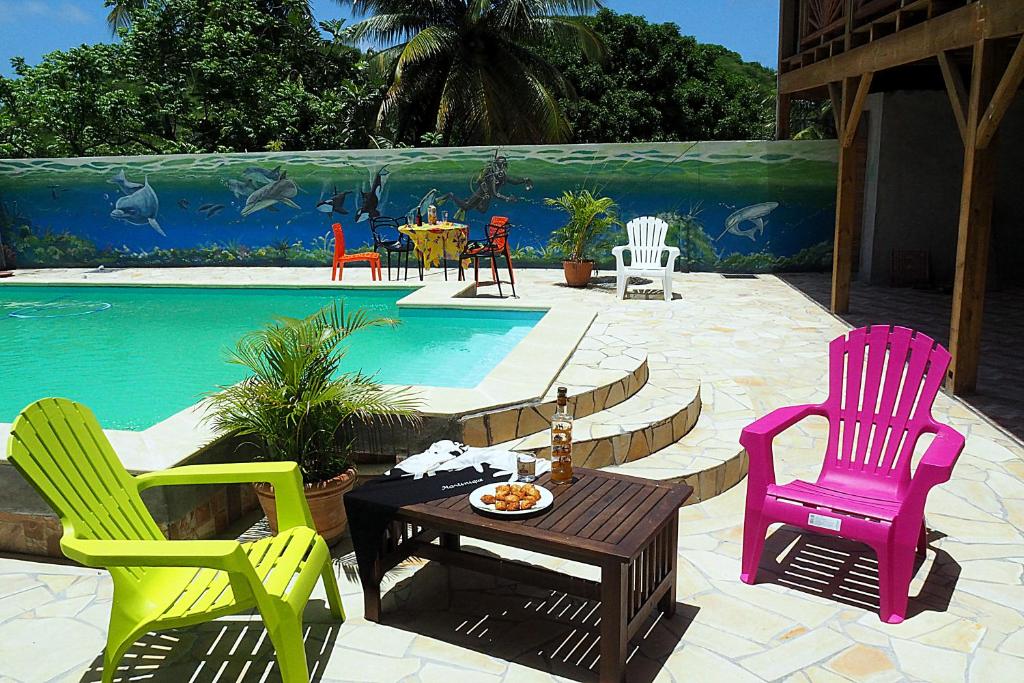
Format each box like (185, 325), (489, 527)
(0, 0), (95, 25)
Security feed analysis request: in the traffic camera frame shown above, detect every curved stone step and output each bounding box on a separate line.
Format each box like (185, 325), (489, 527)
(458, 354), (649, 447)
(601, 379), (754, 504)
(506, 378), (703, 469)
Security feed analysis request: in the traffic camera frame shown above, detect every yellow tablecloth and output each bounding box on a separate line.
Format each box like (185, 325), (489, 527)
(398, 223), (470, 269)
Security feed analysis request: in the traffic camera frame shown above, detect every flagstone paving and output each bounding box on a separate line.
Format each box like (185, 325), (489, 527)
(1, 267), (1022, 682)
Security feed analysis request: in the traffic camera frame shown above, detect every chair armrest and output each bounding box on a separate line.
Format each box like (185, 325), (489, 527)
(740, 403), (827, 490)
(612, 245), (629, 268)
(740, 403), (826, 446)
(664, 246), (680, 267)
(136, 462), (314, 530)
(62, 537), (248, 572)
(909, 423), (966, 495)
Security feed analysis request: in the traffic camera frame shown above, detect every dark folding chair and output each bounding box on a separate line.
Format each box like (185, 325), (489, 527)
(458, 216), (517, 297)
(370, 216), (421, 281)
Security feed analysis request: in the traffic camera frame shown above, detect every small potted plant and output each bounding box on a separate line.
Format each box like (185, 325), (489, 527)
(205, 303), (419, 544)
(546, 189), (621, 287)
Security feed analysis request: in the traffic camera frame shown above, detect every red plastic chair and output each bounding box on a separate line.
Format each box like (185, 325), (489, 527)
(457, 216), (516, 297)
(740, 325), (966, 623)
(331, 222), (381, 281)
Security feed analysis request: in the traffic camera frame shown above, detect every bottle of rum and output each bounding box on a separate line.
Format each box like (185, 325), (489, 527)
(550, 387), (574, 484)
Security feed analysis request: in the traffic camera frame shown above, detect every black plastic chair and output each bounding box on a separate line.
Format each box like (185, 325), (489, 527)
(370, 216), (420, 281)
(458, 216), (516, 297)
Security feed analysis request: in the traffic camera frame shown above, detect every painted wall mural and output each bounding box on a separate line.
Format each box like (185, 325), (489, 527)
(0, 141), (838, 272)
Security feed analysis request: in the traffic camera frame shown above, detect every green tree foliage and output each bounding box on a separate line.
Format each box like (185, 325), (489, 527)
(338, 0), (606, 146)
(0, 3), (780, 157)
(543, 9), (776, 142)
(0, 0), (377, 157)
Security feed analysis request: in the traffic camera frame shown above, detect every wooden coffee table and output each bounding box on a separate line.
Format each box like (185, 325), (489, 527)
(359, 468), (692, 682)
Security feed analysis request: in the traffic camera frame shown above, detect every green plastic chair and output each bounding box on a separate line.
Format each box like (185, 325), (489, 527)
(6, 398), (345, 683)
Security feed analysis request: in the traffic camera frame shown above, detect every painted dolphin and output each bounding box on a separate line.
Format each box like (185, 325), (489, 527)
(354, 167), (389, 223)
(241, 177), (300, 217)
(109, 169), (143, 195)
(242, 166), (282, 187)
(110, 177), (164, 236)
(717, 202), (779, 241)
(224, 179), (255, 198)
(316, 188), (351, 215)
(200, 203), (225, 218)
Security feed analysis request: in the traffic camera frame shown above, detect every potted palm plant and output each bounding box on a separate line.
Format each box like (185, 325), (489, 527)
(546, 189), (621, 287)
(205, 303), (419, 544)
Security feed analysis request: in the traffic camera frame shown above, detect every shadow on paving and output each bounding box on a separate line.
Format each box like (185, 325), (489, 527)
(754, 525), (961, 621)
(76, 601), (340, 683)
(778, 273), (1024, 441)
(376, 550), (694, 683)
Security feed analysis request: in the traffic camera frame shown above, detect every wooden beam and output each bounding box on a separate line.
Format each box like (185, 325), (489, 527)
(831, 142), (861, 314)
(776, 92), (792, 140)
(948, 40), (1000, 393)
(780, 0), (1024, 94)
(976, 35), (1024, 148)
(938, 50), (970, 142)
(828, 81), (844, 137)
(841, 72), (874, 148)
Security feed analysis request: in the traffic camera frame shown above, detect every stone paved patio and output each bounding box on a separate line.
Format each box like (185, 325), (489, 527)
(1, 267), (1023, 682)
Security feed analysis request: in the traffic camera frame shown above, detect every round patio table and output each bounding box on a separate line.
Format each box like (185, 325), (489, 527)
(398, 222), (470, 280)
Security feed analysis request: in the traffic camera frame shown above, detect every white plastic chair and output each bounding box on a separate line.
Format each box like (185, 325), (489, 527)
(613, 217), (679, 301)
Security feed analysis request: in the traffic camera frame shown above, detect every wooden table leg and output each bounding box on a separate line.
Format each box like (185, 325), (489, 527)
(600, 561), (629, 683)
(362, 555), (383, 623)
(440, 532), (460, 551)
(658, 516), (678, 617)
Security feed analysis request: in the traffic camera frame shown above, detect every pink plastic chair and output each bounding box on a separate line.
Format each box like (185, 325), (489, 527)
(739, 325), (966, 623)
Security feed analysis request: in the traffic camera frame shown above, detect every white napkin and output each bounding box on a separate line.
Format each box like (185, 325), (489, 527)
(392, 440), (550, 482)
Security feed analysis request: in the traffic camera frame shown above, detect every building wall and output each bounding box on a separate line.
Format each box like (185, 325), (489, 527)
(860, 90), (1024, 287)
(0, 141), (838, 273)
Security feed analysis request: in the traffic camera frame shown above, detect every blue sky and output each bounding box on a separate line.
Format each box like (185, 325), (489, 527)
(0, 1), (779, 77)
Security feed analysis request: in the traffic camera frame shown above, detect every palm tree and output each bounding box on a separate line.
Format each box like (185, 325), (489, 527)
(204, 303), (420, 483)
(337, 0), (606, 145)
(103, 0), (151, 32)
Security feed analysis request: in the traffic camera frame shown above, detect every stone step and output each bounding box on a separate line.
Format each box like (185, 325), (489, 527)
(601, 379), (754, 504)
(503, 377), (703, 469)
(458, 353), (649, 447)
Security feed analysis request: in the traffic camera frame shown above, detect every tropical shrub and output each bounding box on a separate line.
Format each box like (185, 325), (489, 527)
(204, 303), (420, 483)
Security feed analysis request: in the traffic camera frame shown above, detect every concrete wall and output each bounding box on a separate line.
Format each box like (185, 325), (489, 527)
(859, 90), (1024, 287)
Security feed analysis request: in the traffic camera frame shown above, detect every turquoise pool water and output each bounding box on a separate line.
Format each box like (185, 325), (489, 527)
(0, 285), (544, 430)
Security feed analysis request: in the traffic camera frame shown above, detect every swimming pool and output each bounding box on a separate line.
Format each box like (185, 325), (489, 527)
(0, 285), (544, 430)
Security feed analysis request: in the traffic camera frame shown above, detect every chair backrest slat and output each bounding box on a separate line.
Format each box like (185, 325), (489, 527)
(819, 325), (950, 496)
(7, 399), (163, 548)
(626, 217), (669, 268)
(331, 222), (347, 257)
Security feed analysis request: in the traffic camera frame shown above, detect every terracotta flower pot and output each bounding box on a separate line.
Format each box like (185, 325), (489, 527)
(562, 259), (594, 287)
(253, 467), (356, 545)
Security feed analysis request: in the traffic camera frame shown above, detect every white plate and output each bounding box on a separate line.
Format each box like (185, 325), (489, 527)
(469, 482), (553, 516)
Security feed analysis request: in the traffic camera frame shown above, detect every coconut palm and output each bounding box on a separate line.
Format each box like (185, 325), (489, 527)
(338, 0), (606, 145)
(204, 303), (420, 483)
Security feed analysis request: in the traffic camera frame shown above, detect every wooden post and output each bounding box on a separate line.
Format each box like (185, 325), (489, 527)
(776, 93), (792, 140)
(948, 39), (1004, 393)
(830, 72), (873, 314)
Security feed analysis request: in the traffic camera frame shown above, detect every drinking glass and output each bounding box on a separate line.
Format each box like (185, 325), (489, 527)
(516, 454), (537, 482)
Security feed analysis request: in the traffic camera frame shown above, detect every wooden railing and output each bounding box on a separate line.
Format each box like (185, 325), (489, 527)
(783, 0), (978, 72)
